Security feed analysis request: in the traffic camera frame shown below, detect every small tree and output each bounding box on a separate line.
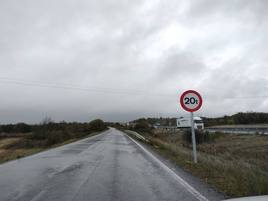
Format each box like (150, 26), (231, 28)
(32, 117), (54, 140)
(15, 123), (31, 133)
(89, 119), (107, 131)
(134, 120), (151, 133)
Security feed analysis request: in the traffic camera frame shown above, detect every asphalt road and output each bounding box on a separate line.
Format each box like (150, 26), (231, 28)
(0, 128), (216, 201)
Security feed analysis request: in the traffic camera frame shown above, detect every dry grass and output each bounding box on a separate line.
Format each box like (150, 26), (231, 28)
(0, 137), (43, 164)
(133, 129), (268, 198)
(0, 131), (101, 164)
(0, 138), (21, 149)
(0, 148), (43, 163)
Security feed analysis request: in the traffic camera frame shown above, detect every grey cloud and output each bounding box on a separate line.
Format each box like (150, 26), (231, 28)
(187, 0), (268, 22)
(0, 0), (268, 123)
(198, 58), (268, 115)
(157, 49), (206, 80)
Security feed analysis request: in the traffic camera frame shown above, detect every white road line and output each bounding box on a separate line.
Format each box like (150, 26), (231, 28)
(125, 134), (210, 201)
(29, 190), (47, 201)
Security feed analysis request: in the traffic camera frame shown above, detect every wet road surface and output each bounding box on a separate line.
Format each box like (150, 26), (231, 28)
(0, 128), (212, 201)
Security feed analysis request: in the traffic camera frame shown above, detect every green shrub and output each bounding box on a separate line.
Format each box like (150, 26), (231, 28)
(183, 129), (215, 144)
(29, 119), (107, 146)
(134, 120), (152, 133)
(89, 119), (107, 131)
(46, 130), (66, 145)
(1, 124), (15, 133)
(14, 123), (32, 133)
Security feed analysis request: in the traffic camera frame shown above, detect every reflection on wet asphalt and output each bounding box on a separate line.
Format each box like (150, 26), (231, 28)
(0, 128), (210, 201)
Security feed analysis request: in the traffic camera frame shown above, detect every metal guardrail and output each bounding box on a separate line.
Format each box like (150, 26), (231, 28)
(205, 128), (268, 135)
(124, 130), (149, 142)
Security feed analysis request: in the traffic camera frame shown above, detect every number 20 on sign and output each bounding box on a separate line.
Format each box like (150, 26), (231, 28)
(180, 90), (203, 163)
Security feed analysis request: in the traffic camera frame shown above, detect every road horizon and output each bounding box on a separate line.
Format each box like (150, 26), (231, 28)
(0, 128), (224, 201)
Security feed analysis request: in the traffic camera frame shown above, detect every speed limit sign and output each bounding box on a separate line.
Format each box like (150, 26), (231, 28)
(179, 90), (202, 163)
(180, 90), (202, 112)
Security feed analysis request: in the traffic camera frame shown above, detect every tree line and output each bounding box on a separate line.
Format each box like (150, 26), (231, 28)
(202, 112), (268, 127)
(129, 112), (268, 128)
(0, 119), (107, 134)
(0, 119), (107, 146)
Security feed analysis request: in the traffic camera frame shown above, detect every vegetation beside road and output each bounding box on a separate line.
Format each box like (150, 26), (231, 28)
(127, 112), (268, 128)
(0, 119), (107, 164)
(203, 112), (268, 127)
(124, 121), (268, 198)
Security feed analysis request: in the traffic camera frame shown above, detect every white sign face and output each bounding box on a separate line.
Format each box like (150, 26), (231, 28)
(180, 90), (202, 112)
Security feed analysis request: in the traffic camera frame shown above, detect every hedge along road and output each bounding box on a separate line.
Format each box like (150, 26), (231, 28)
(0, 128), (222, 201)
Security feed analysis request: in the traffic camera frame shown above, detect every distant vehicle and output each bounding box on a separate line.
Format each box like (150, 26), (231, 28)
(176, 117), (204, 130)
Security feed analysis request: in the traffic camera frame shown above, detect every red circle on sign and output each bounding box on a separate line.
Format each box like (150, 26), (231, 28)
(180, 90), (202, 112)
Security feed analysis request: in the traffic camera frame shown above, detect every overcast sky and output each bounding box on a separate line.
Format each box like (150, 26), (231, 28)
(0, 0), (268, 123)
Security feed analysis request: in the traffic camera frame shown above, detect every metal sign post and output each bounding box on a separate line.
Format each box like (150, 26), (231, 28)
(180, 90), (202, 164)
(190, 112), (197, 163)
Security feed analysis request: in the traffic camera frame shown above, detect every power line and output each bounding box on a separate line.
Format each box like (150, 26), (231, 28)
(0, 77), (175, 98)
(0, 77), (267, 100)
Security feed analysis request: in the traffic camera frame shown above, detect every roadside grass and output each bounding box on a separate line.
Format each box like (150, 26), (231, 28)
(0, 147), (43, 164)
(124, 129), (268, 198)
(0, 138), (22, 149)
(0, 119), (108, 164)
(0, 131), (105, 165)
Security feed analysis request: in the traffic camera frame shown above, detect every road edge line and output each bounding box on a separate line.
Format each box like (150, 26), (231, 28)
(125, 133), (210, 201)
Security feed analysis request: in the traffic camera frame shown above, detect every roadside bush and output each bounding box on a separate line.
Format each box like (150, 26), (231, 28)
(89, 119), (107, 131)
(1, 124), (15, 133)
(0, 123), (32, 134)
(14, 123), (32, 133)
(31, 124), (51, 140)
(183, 129), (215, 144)
(46, 130), (66, 146)
(134, 120), (152, 133)
(29, 118), (107, 146)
